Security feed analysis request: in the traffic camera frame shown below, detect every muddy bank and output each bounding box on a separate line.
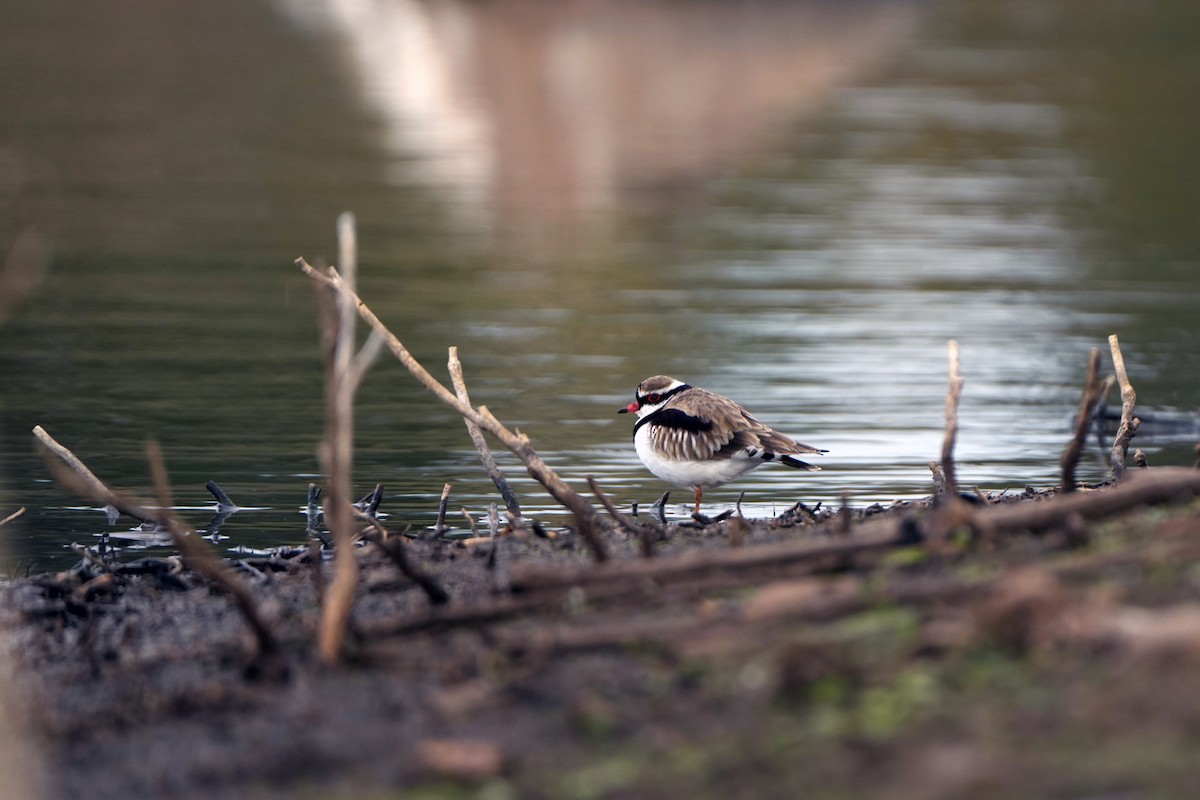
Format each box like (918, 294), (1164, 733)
(6, 475), (1200, 799)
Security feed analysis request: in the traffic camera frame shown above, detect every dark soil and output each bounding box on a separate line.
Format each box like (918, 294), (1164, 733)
(7, 482), (1200, 800)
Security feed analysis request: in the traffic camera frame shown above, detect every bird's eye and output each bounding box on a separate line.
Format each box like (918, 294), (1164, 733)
(646, 393), (661, 404)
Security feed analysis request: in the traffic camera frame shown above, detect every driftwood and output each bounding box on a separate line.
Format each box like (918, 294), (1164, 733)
(977, 466), (1200, 533)
(1062, 348), (1103, 492)
(509, 518), (906, 593)
(1108, 334), (1140, 480)
(297, 256), (609, 562)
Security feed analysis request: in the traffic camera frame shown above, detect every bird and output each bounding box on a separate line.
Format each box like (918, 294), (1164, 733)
(618, 375), (827, 513)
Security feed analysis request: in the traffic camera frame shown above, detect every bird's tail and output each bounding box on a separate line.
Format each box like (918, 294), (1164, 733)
(780, 455), (822, 471)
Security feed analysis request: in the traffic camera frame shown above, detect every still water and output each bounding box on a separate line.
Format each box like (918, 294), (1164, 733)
(1, 0), (1198, 572)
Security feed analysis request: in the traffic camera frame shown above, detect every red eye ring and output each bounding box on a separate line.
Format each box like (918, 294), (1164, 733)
(646, 393), (662, 403)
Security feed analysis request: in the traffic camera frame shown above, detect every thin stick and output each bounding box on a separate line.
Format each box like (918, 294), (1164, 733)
(929, 461), (947, 498)
(425, 482), (452, 540)
(32, 426), (156, 523)
(448, 347), (521, 518)
(313, 213), (379, 663)
(1108, 334), (1140, 481)
(297, 257), (608, 562)
(33, 426), (158, 522)
(0, 507), (25, 528)
(1062, 348), (1103, 493)
(587, 475), (656, 558)
(511, 467), (1200, 595)
(940, 340), (965, 498)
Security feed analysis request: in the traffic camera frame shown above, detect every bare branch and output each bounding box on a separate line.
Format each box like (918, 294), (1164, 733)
(297, 257), (608, 562)
(448, 346), (521, 518)
(33, 426), (156, 522)
(313, 213), (371, 664)
(1108, 334), (1140, 481)
(940, 340), (965, 498)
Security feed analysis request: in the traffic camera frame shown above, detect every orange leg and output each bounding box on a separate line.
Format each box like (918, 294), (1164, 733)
(692, 486), (703, 515)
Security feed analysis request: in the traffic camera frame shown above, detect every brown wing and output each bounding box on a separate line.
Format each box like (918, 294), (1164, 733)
(653, 388), (825, 461)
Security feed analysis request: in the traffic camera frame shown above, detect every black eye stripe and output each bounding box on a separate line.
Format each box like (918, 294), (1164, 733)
(638, 383), (690, 406)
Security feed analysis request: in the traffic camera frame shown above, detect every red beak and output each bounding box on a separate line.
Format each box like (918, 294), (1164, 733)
(618, 400), (640, 414)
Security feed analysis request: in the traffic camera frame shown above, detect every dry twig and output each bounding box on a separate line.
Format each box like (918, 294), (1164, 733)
(311, 213), (384, 663)
(448, 347), (521, 518)
(1108, 333), (1140, 481)
(296, 256), (608, 562)
(940, 340), (965, 498)
(32, 426), (156, 523)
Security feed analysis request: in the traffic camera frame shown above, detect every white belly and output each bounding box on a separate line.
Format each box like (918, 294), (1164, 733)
(633, 425), (762, 489)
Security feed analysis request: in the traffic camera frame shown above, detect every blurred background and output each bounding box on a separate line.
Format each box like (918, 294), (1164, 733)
(1, 0), (1198, 571)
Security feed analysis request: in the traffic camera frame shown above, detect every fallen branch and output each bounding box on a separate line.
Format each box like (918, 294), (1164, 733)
(448, 347), (521, 519)
(509, 518), (905, 593)
(1108, 333), (1140, 481)
(979, 467), (1200, 534)
(1062, 348), (1103, 492)
(296, 256), (608, 562)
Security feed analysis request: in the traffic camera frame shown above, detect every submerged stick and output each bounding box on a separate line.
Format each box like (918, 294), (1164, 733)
(1108, 334), (1140, 481)
(297, 256), (609, 562)
(1062, 348), (1103, 493)
(448, 347), (521, 518)
(420, 482), (453, 541)
(939, 340), (965, 498)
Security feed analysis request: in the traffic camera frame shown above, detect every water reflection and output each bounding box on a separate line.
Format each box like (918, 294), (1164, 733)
(276, 0), (922, 249)
(1, 0), (1199, 572)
